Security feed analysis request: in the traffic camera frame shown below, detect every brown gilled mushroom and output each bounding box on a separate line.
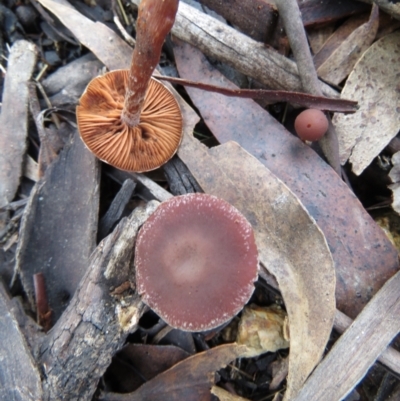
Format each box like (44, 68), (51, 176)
(76, 0), (182, 172)
(135, 193), (259, 332)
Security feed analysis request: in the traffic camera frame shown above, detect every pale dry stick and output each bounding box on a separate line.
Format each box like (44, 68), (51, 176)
(293, 270), (400, 401)
(334, 309), (400, 379)
(275, 0), (341, 175)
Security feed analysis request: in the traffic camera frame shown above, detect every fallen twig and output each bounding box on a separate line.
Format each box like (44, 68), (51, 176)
(153, 74), (358, 113)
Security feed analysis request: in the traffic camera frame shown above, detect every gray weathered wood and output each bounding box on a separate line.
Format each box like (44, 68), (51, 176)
(131, 0), (337, 98)
(0, 40), (37, 208)
(294, 270), (400, 401)
(0, 283), (43, 401)
(39, 201), (158, 401)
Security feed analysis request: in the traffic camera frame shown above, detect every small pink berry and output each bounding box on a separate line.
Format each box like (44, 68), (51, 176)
(294, 109), (329, 141)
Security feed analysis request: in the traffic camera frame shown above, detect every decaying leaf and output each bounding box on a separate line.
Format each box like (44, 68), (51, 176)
(316, 5), (379, 85)
(333, 30), (400, 175)
(236, 305), (289, 358)
(177, 105), (336, 399)
(173, 39), (399, 320)
(100, 344), (246, 401)
(0, 40), (37, 208)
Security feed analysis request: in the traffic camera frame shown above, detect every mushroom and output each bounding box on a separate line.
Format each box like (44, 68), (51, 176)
(294, 109), (329, 142)
(76, 0), (182, 172)
(135, 193), (259, 332)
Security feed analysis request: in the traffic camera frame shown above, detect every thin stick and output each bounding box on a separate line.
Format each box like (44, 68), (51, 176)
(153, 74), (358, 113)
(275, 0), (341, 174)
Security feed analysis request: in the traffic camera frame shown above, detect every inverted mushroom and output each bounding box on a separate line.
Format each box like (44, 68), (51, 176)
(135, 193), (259, 332)
(76, 0), (182, 172)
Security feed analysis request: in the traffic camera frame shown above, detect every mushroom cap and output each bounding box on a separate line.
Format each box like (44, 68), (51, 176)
(294, 109), (329, 142)
(135, 193), (259, 332)
(76, 70), (182, 172)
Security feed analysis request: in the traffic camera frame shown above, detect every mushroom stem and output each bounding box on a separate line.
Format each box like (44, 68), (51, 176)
(121, 0), (179, 127)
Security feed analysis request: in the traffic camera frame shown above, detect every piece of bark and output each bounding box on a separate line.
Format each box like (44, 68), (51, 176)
(173, 39), (399, 319)
(198, 0), (278, 42)
(39, 201), (158, 401)
(0, 282), (43, 401)
(0, 40), (37, 208)
(293, 270), (400, 401)
(15, 132), (100, 322)
(98, 179), (136, 240)
(163, 156), (202, 195)
(129, 0), (337, 98)
(28, 82), (58, 176)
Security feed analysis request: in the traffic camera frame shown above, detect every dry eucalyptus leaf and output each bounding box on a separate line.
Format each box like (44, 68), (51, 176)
(178, 131), (336, 400)
(236, 305), (289, 358)
(37, 0), (132, 70)
(313, 13), (370, 69)
(333, 30), (400, 175)
(100, 344), (246, 401)
(316, 5), (379, 85)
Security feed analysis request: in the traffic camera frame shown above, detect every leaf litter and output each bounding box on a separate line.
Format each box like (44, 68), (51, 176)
(1, 0), (400, 400)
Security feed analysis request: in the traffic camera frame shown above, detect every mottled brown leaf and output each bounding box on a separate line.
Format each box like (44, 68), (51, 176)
(333, 30), (400, 175)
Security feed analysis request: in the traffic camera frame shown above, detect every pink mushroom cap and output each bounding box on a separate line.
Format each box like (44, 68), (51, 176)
(135, 193), (259, 332)
(294, 109), (329, 141)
